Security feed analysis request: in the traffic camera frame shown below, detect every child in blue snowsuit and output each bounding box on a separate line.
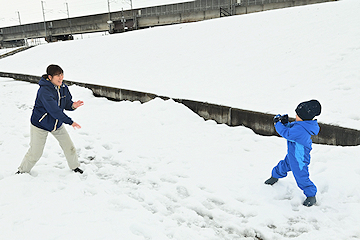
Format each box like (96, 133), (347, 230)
(265, 100), (321, 207)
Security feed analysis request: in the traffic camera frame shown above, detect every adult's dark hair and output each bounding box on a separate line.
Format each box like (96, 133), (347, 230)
(46, 64), (63, 77)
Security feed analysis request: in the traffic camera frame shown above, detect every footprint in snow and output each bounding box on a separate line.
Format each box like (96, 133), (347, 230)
(160, 177), (177, 184)
(78, 131), (89, 136)
(176, 186), (190, 199)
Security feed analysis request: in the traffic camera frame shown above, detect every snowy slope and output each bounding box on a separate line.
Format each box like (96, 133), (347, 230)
(1, 78), (360, 240)
(1, 0), (359, 130)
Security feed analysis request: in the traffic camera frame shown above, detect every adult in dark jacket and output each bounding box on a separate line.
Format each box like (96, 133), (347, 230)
(265, 100), (321, 207)
(17, 64), (84, 174)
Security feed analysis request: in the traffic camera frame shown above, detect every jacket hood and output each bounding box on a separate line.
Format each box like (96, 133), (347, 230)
(39, 76), (64, 88)
(296, 120), (320, 136)
(39, 77), (54, 87)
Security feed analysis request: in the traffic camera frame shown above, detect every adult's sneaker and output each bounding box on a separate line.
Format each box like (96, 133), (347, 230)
(73, 167), (84, 174)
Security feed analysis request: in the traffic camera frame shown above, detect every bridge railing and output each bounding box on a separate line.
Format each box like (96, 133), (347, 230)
(139, 0), (232, 16)
(137, 0), (314, 17)
(1, 0), (336, 47)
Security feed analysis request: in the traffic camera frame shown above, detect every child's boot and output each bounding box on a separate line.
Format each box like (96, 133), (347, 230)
(303, 196), (316, 207)
(264, 176), (278, 185)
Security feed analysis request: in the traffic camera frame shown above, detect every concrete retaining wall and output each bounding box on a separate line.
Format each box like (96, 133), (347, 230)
(1, 71), (359, 146)
(0, 46), (34, 59)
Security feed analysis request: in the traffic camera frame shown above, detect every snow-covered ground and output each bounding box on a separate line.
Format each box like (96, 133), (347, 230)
(1, 0), (360, 239)
(1, 78), (360, 240)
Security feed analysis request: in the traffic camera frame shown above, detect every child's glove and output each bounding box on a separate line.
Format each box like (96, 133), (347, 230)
(274, 114), (289, 124)
(280, 114), (289, 124)
(273, 114), (281, 123)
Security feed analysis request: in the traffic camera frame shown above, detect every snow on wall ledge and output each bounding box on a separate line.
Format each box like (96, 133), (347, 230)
(1, 71), (360, 146)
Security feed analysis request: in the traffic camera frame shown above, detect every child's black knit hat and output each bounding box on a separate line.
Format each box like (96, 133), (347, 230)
(295, 100), (321, 121)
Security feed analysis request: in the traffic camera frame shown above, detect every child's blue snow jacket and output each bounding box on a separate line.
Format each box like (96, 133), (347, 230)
(30, 76), (74, 132)
(275, 120), (320, 171)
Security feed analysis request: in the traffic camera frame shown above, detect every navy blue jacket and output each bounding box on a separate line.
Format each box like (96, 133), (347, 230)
(275, 120), (320, 170)
(31, 76), (74, 132)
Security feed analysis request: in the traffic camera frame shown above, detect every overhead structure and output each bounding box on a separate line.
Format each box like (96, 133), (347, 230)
(0, 0), (336, 48)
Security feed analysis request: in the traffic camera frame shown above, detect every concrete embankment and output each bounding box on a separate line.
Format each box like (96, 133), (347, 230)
(0, 46), (34, 60)
(1, 71), (359, 146)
